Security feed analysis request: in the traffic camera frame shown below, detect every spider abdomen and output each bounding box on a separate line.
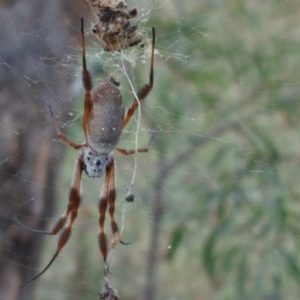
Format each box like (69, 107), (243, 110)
(87, 79), (124, 154)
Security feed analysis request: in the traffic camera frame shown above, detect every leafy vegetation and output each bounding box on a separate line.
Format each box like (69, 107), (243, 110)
(34, 1), (300, 299)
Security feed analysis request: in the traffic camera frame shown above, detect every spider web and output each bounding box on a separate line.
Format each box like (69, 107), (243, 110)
(1, 0), (300, 300)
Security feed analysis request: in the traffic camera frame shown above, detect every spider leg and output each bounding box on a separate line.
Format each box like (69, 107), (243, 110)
(13, 216), (56, 235)
(48, 18), (92, 148)
(122, 27), (155, 128)
(98, 160), (111, 265)
(49, 105), (87, 150)
(116, 147), (148, 155)
(14, 202), (76, 236)
(116, 131), (156, 155)
(14, 154), (85, 236)
(98, 157), (130, 269)
(27, 156), (84, 282)
(106, 160), (132, 245)
(81, 17), (93, 138)
(106, 158), (120, 249)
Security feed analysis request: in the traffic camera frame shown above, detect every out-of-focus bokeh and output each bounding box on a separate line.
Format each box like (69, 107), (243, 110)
(1, 0), (300, 299)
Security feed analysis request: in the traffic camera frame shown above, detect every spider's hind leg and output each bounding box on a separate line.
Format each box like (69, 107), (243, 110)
(13, 197), (76, 236)
(13, 216), (54, 235)
(24, 156), (84, 282)
(98, 157), (130, 272)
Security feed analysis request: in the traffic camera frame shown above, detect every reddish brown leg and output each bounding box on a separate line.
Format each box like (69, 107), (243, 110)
(106, 158), (120, 248)
(81, 18), (93, 138)
(49, 19), (92, 147)
(14, 155), (84, 236)
(116, 147), (148, 155)
(48, 105), (86, 150)
(123, 27), (155, 128)
(98, 160), (112, 265)
(116, 131), (156, 155)
(98, 158), (127, 269)
(26, 156), (84, 282)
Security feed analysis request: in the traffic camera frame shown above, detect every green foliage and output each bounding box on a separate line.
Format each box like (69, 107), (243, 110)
(35, 1), (300, 299)
(166, 223), (186, 261)
(148, 1), (300, 299)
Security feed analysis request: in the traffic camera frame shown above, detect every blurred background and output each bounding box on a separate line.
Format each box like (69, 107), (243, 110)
(1, 0), (300, 299)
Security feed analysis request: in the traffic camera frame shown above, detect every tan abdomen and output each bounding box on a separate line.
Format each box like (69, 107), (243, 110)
(87, 80), (124, 154)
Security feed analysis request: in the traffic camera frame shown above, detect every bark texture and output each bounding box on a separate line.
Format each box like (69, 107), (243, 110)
(0, 1), (81, 299)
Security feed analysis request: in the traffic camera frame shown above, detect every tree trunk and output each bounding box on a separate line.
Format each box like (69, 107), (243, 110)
(0, 1), (80, 299)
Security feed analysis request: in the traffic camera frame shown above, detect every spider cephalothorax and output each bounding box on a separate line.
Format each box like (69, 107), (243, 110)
(14, 18), (155, 282)
(82, 148), (112, 178)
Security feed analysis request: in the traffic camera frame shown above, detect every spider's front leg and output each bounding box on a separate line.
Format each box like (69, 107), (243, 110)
(122, 27), (155, 129)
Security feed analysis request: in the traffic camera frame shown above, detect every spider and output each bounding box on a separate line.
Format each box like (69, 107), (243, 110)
(88, 0), (142, 51)
(14, 17), (155, 282)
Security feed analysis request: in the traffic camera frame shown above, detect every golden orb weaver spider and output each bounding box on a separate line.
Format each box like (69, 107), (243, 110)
(14, 17), (155, 281)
